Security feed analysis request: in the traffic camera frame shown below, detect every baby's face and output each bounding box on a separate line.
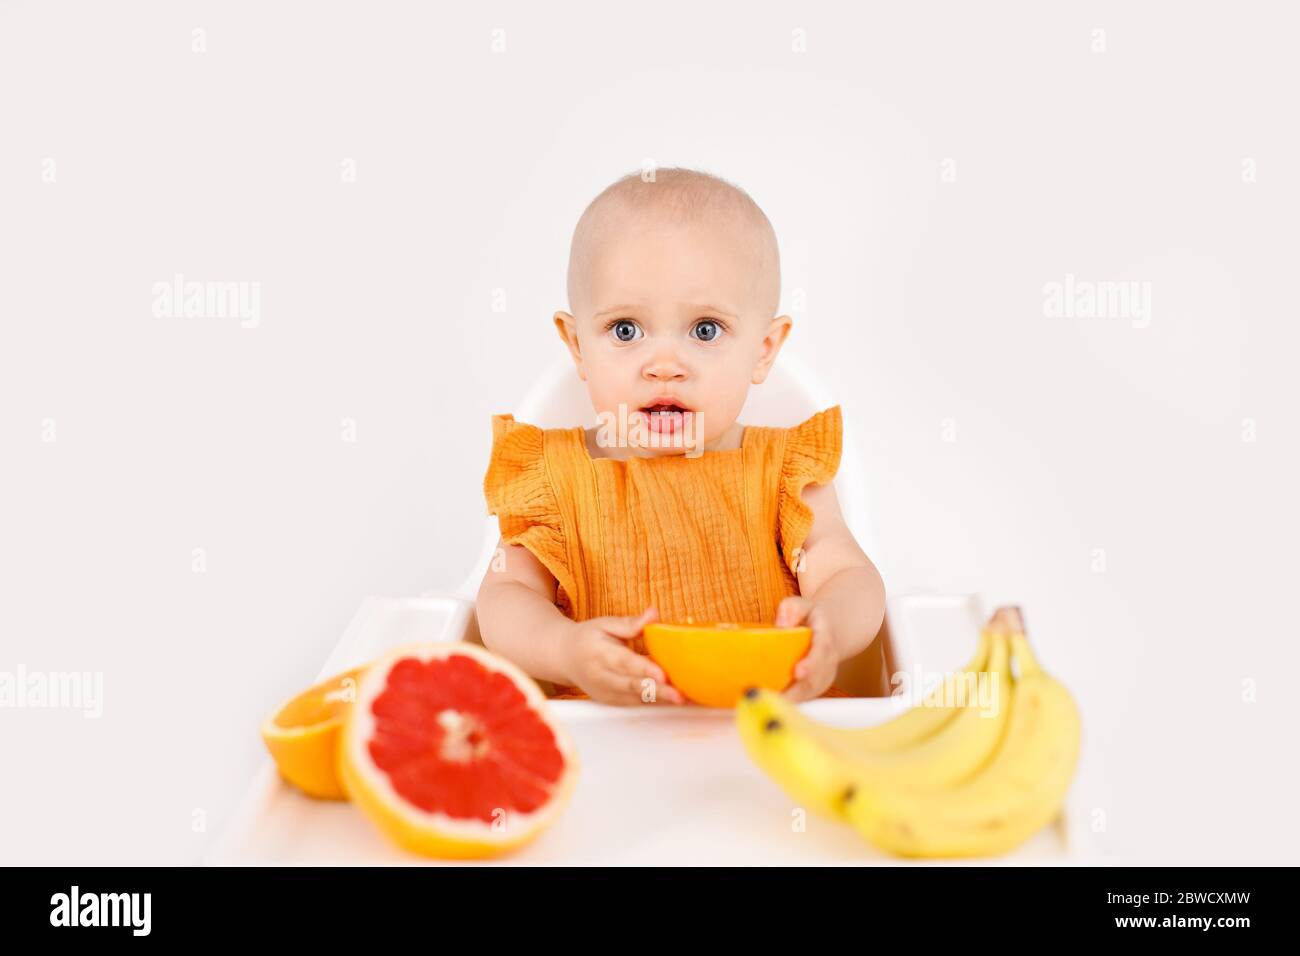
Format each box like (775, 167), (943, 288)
(556, 211), (790, 456)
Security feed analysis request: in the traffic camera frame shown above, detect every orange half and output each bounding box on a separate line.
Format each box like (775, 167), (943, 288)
(260, 666), (366, 799)
(643, 622), (812, 707)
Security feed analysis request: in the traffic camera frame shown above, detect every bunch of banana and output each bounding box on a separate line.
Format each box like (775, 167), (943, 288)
(737, 625), (1013, 821)
(736, 607), (1081, 858)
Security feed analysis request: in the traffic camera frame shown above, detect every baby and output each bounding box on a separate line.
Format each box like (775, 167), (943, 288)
(477, 167), (885, 706)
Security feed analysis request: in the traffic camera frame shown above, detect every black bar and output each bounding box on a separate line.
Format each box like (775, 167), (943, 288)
(0, 865), (1285, 942)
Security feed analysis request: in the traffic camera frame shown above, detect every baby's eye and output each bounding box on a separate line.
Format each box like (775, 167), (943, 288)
(607, 319), (642, 343)
(692, 319), (725, 343)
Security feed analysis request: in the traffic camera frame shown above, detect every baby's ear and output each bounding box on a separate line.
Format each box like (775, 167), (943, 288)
(552, 310), (576, 342)
(553, 312), (586, 378)
(752, 314), (793, 383)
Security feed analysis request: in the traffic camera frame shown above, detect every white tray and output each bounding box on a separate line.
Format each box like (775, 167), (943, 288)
(207, 593), (1078, 865)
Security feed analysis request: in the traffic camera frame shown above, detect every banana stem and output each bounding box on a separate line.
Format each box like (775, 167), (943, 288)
(989, 606), (1043, 679)
(990, 605), (1024, 635)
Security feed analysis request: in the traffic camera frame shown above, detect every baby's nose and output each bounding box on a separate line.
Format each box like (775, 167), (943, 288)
(645, 363), (686, 381)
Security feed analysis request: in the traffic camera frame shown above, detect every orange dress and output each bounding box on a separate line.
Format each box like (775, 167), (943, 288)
(482, 404), (851, 699)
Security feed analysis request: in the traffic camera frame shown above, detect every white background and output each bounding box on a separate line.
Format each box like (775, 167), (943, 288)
(1, 1), (1296, 864)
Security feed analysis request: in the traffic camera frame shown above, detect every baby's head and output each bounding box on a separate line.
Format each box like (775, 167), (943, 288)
(555, 167), (792, 457)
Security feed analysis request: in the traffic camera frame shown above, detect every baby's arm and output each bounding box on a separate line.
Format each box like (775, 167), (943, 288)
(776, 480), (886, 698)
(476, 537), (683, 705)
(476, 538), (577, 685)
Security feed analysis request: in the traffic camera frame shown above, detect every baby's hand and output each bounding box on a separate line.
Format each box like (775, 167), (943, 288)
(560, 606), (686, 706)
(775, 596), (838, 701)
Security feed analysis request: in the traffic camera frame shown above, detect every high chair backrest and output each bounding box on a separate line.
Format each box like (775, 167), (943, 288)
(455, 352), (880, 601)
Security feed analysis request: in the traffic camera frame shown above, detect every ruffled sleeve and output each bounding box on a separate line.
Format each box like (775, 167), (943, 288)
(776, 404), (843, 576)
(483, 414), (576, 613)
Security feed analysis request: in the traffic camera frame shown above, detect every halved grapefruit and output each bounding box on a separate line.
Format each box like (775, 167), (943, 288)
(337, 642), (579, 859)
(261, 665), (366, 800)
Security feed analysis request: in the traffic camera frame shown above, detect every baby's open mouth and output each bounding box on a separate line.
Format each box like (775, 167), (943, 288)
(639, 401), (693, 435)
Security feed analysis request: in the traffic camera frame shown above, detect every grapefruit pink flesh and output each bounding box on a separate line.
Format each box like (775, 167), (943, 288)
(338, 643), (578, 859)
(367, 654), (567, 822)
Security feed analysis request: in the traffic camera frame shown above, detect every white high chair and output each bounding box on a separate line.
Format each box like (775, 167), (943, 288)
(313, 352), (947, 697)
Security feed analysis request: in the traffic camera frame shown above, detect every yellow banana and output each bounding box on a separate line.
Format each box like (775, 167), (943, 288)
(736, 686), (858, 821)
(842, 630), (1081, 858)
(842, 629), (1009, 786)
(736, 629), (1012, 819)
(783, 626), (995, 754)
